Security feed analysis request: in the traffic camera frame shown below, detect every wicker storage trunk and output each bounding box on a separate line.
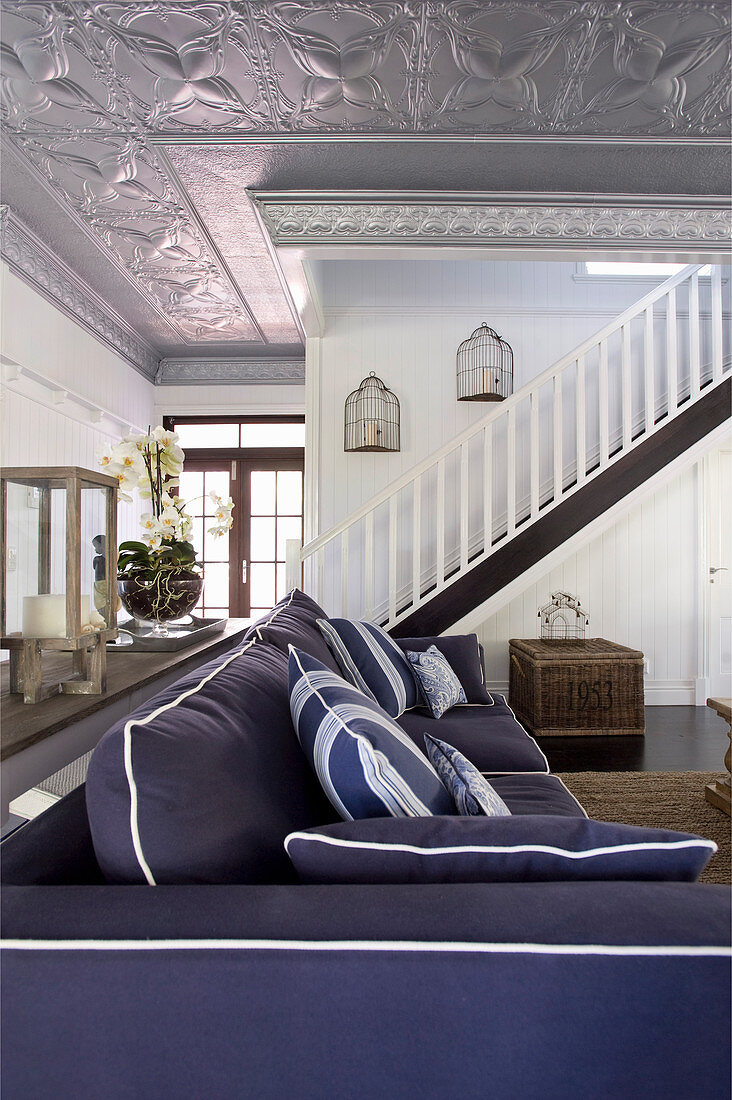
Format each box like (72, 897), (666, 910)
(509, 638), (645, 736)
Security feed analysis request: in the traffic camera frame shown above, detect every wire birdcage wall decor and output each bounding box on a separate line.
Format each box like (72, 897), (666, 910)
(457, 323), (514, 402)
(538, 591), (589, 642)
(344, 372), (400, 452)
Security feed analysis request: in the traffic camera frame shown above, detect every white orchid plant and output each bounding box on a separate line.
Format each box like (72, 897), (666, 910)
(98, 426), (234, 580)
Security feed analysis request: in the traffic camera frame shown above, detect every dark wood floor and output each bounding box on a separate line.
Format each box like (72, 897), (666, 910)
(538, 706), (730, 773)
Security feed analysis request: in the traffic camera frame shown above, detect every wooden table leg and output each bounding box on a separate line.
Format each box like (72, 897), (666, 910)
(705, 697), (731, 816)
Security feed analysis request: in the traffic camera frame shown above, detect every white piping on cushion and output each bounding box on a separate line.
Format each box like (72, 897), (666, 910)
(284, 830), (718, 860)
(4, 939), (729, 958)
(123, 638), (259, 886)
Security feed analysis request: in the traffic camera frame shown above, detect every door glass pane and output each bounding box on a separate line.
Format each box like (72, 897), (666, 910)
(202, 562), (229, 607)
(250, 517), (276, 561)
(189, 517), (204, 561)
(179, 472), (204, 514)
(204, 526), (228, 562)
(250, 562), (276, 608)
(176, 423), (239, 449)
(276, 515), (302, 561)
(276, 563), (287, 601)
(251, 471), (276, 515)
(277, 471), (302, 515)
(241, 423), (305, 448)
(205, 470), (230, 504)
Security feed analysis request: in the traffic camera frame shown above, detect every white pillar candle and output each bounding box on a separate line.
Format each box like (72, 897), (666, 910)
(363, 419), (379, 447)
(22, 594), (90, 638)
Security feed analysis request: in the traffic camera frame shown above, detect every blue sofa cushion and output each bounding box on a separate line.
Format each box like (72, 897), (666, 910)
(318, 617), (422, 717)
(247, 589), (342, 674)
(285, 816), (718, 885)
(488, 773), (587, 817)
(397, 693), (550, 774)
(406, 645), (467, 718)
(425, 735), (511, 816)
(288, 647), (455, 820)
(395, 634), (493, 704)
(86, 640), (336, 885)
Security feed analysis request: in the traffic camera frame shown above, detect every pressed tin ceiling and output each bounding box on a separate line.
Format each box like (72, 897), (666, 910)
(0, 1), (729, 381)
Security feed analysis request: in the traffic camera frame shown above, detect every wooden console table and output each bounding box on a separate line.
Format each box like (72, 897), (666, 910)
(705, 697), (731, 816)
(1, 620), (250, 822)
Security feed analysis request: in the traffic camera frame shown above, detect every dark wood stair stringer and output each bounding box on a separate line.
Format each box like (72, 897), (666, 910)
(391, 376), (731, 638)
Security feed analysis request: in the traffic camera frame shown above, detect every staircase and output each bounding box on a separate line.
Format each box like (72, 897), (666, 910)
(291, 264), (730, 632)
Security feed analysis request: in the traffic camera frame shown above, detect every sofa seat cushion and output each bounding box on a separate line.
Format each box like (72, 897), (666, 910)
(86, 640), (336, 885)
(318, 618), (422, 717)
(285, 815), (718, 885)
(397, 694), (549, 775)
(247, 589), (342, 674)
(489, 773), (586, 817)
(395, 634), (492, 705)
(289, 648), (455, 820)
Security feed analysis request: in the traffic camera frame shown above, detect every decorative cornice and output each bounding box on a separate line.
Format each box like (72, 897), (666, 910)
(0, 206), (160, 381)
(253, 193), (731, 250)
(156, 358), (305, 385)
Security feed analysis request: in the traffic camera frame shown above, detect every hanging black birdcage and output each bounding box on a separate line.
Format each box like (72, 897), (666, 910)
(457, 322), (514, 402)
(344, 372), (400, 452)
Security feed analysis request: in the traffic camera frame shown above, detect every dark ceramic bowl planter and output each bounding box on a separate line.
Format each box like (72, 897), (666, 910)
(118, 571), (203, 635)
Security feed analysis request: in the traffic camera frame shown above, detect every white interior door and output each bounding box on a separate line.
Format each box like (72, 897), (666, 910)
(707, 445), (732, 698)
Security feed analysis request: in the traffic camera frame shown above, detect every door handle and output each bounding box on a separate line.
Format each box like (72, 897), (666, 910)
(242, 559), (248, 583)
(710, 567), (728, 575)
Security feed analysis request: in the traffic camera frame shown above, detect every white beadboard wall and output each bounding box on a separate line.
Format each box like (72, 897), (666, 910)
(313, 259), (689, 532)
(1, 264), (156, 635)
(475, 463), (700, 704)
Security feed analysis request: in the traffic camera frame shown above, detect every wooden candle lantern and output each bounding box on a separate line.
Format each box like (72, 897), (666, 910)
(1, 467), (119, 703)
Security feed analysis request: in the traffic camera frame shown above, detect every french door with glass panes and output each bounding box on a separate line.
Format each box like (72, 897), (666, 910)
(178, 455), (303, 619)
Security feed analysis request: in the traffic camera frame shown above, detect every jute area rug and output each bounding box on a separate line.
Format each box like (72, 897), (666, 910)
(556, 771), (731, 886)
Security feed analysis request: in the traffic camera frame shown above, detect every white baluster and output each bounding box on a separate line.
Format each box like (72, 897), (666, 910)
(689, 271), (700, 400)
(412, 475), (421, 609)
(530, 389), (539, 517)
(364, 512), (374, 619)
(621, 322), (632, 450)
(576, 357), (586, 486)
(460, 442), (469, 571)
(599, 341), (609, 468)
(712, 266), (723, 383)
(340, 529), (348, 618)
(644, 304), (655, 434)
(317, 546), (325, 609)
(553, 373), (562, 500)
(285, 539), (302, 592)
(436, 459), (445, 588)
(666, 287), (678, 416)
(388, 494), (398, 623)
(507, 405), (516, 536)
(484, 423), (494, 551)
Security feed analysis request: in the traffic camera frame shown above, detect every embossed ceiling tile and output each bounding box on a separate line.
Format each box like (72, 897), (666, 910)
(88, 212), (207, 269)
(253, 2), (417, 130)
(85, 2), (271, 132)
(165, 144), (301, 342)
(0, 4), (136, 134)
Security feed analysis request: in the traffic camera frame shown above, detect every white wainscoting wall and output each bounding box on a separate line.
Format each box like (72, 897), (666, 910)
(1, 264), (156, 636)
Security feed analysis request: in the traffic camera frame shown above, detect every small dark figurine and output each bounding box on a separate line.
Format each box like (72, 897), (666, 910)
(92, 534), (106, 581)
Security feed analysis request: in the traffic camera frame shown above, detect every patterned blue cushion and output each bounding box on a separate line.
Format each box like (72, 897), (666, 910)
(288, 647), (455, 820)
(425, 735), (511, 817)
(317, 618), (421, 718)
(406, 645), (467, 718)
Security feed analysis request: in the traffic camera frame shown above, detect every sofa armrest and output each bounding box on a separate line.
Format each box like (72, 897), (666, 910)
(3, 882), (729, 1100)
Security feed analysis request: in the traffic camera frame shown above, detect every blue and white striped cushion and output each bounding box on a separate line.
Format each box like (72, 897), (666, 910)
(317, 618), (421, 718)
(406, 645), (467, 718)
(288, 647), (455, 821)
(425, 735), (511, 817)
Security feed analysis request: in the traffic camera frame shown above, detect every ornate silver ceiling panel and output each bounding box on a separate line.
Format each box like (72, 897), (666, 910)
(0, 2), (729, 365)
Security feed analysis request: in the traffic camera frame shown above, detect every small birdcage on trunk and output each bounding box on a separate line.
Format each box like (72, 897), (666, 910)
(344, 372), (400, 452)
(457, 323), (513, 401)
(539, 591), (589, 642)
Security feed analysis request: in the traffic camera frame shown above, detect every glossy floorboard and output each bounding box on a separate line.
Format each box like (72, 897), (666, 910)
(538, 706), (730, 773)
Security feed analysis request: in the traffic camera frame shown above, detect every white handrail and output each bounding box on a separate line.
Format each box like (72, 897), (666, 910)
(302, 263), (708, 558)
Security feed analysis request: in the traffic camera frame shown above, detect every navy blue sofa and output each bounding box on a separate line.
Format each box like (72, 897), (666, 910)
(2, 591), (730, 1099)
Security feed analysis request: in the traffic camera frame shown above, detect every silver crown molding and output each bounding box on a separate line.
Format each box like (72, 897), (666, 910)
(156, 358), (305, 385)
(0, 205), (160, 381)
(252, 192), (732, 250)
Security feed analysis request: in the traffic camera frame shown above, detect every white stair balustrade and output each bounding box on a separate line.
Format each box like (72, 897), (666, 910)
(289, 265), (729, 628)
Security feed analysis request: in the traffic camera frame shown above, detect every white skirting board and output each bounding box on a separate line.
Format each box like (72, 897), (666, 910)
(485, 680), (696, 706)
